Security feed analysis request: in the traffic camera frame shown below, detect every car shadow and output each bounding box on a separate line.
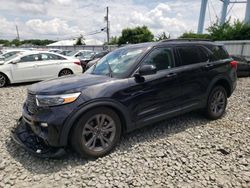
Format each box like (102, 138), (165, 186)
(5, 110), (215, 175)
(5, 81), (39, 88)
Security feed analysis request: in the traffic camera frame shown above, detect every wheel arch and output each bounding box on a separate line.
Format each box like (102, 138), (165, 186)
(58, 68), (73, 77)
(60, 99), (131, 146)
(208, 77), (232, 98)
(0, 71), (11, 84)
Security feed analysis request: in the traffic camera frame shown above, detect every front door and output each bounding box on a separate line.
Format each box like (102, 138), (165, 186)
(11, 54), (41, 82)
(123, 47), (182, 126)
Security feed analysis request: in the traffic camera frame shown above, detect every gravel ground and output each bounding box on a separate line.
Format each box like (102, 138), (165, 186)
(0, 78), (249, 188)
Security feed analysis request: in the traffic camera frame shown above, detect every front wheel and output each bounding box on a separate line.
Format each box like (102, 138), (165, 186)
(205, 86), (227, 120)
(71, 107), (122, 158)
(0, 73), (8, 88)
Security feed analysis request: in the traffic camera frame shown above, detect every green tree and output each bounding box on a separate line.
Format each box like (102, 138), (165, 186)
(75, 35), (85, 45)
(118, 26), (154, 45)
(179, 20), (250, 41)
(179, 32), (210, 39)
(10, 39), (21, 46)
(155, 32), (170, 41)
(109, 36), (119, 45)
(208, 20), (250, 40)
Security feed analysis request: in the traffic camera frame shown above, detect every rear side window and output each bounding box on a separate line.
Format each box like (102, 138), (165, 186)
(41, 53), (65, 60)
(177, 46), (208, 66)
(206, 45), (229, 60)
(143, 48), (173, 71)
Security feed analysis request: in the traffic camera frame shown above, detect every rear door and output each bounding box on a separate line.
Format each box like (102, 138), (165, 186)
(175, 45), (212, 108)
(38, 53), (66, 79)
(11, 54), (41, 82)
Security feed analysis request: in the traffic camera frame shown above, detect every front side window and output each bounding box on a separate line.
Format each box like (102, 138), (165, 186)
(20, 54), (40, 62)
(143, 48), (173, 71)
(177, 46), (208, 65)
(86, 47), (145, 78)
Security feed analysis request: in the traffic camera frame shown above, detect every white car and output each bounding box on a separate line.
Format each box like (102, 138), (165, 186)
(0, 51), (83, 87)
(0, 49), (28, 61)
(66, 50), (93, 58)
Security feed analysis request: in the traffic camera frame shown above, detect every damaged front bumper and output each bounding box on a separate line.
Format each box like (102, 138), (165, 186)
(11, 118), (66, 158)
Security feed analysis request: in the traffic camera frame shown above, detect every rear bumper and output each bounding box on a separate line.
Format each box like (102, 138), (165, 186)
(11, 118), (66, 158)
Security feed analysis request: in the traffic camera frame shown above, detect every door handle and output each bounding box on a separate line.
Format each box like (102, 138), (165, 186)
(166, 73), (177, 78)
(203, 63), (214, 69)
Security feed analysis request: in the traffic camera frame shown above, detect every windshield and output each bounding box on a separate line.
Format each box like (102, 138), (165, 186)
(85, 47), (145, 78)
(66, 51), (78, 56)
(4, 53), (22, 62)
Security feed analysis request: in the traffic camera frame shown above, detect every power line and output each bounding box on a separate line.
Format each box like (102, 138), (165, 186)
(210, 0), (219, 19)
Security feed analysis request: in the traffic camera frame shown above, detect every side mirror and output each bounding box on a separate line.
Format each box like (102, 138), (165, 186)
(138, 64), (157, 76)
(134, 65), (157, 82)
(11, 58), (20, 64)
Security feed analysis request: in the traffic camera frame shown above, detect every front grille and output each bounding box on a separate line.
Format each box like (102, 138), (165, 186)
(27, 93), (39, 114)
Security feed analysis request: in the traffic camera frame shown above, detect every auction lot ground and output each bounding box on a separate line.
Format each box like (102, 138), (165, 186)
(0, 78), (249, 188)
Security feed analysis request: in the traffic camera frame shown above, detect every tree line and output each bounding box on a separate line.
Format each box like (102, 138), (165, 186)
(0, 39), (56, 47)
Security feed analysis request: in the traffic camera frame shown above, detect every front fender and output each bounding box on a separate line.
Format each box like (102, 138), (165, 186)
(59, 99), (132, 146)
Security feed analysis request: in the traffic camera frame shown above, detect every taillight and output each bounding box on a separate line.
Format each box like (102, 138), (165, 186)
(230, 61), (237, 69)
(74, 61), (81, 66)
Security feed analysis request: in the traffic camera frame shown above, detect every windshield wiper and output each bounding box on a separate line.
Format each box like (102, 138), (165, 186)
(106, 62), (113, 78)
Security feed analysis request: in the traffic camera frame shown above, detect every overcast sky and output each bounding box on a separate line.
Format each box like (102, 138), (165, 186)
(0, 0), (247, 42)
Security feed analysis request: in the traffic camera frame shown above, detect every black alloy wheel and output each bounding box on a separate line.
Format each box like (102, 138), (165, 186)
(0, 73), (7, 87)
(59, 69), (73, 77)
(205, 86), (227, 120)
(71, 107), (121, 158)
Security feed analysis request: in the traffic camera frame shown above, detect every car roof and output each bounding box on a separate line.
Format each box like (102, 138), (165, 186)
(119, 39), (218, 51)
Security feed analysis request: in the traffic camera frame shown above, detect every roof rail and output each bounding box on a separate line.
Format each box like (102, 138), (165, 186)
(160, 38), (213, 42)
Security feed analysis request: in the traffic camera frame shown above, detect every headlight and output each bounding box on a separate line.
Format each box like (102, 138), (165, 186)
(36, 92), (81, 107)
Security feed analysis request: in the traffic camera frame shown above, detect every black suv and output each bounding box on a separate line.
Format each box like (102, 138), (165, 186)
(12, 39), (237, 158)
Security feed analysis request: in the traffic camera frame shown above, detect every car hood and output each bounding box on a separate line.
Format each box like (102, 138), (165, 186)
(28, 74), (114, 95)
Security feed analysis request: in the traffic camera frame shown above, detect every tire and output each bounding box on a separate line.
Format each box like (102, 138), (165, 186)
(59, 69), (73, 77)
(71, 107), (122, 158)
(205, 86), (227, 120)
(0, 73), (8, 88)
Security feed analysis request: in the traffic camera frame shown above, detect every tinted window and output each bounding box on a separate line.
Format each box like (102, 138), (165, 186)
(20, 54), (40, 62)
(206, 45), (229, 60)
(143, 48), (173, 71)
(177, 46), (208, 65)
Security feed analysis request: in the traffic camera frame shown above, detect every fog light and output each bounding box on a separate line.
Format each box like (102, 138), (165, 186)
(40, 123), (48, 127)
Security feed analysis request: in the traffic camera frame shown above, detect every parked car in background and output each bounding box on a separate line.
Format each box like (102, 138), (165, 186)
(85, 51), (109, 70)
(66, 50), (93, 58)
(0, 51), (82, 87)
(0, 50), (28, 61)
(231, 55), (250, 77)
(12, 39), (237, 159)
(48, 49), (62, 54)
(59, 50), (72, 56)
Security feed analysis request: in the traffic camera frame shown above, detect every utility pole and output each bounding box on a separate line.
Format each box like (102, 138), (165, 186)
(106, 6), (110, 44)
(245, 0), (250, 23)
(16, 25), (20, 40)
(197, 0), (208, 34)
